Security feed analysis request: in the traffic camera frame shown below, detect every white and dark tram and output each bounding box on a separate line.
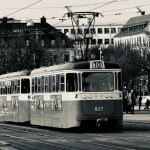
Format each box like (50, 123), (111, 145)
(0, 70), (30, 122)
(0, 60), (123, 128)
(30, 60), (123, 128)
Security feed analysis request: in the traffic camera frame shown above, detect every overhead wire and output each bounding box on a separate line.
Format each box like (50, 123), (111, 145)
(1, 0), (150, 26)
(5, 0), (43, 17)
(89, 0), (118, 12)
(1, 0), (150, 19)
(0, 1), (122, 10)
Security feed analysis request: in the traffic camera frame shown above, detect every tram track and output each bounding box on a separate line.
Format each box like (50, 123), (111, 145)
(0, 122), (149, 150)
(0, 130), (135, 150)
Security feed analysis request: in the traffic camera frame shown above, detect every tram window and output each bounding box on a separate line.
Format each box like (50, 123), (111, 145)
(115, 72), (117, 90)
(8, 81), (11, 94)
(56, 74), (59, 92)
(11, 80), (15, 94)
(52, 75), (56, 92)
(35, 77), (38, 93)
(21, 79), (30, 93)
(17, 80), (20, 93)
(41, 76), (44, 93)
(78, 73), (81, 91)
(14, 80), (17, 93)
(6, 86), (8, 94)
(32, 78), (35, 93)
(60, 74), (64, 92)
(6, 81), (10, 94)
(49, 75), (52, 92)
(1, 87), (3, 94)
(118, 72), (122, 91)
(44, 76), (49, 93)
(37, 77), (41, 93)
(66, 73), (78, 92)
(82, 72), (114, 92)
(2, 87), (6, 94)
(5, 87), (7, 94)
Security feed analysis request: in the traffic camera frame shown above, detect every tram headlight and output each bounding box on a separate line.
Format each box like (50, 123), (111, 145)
(88, 95), (92, 99)
(110, 95), (114, 98)
(83, 95), (87, 99)
(105, 95), (109, 98)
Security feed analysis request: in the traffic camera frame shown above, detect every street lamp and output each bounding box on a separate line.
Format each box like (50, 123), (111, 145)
(26, 19), (34, 26)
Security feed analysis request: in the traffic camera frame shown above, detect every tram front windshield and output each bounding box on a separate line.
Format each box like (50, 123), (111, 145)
(82, 72), (114, 92)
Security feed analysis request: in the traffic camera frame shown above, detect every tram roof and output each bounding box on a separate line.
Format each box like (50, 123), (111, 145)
(31, 60), (121, 75)
(0, 70), (31, 79)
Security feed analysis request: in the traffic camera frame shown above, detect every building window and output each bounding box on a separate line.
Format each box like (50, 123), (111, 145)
(118, 27), (121, 33)
(84, 28), (89, 34)
(98, 28), (103, 34)
(91, 39), (96, 45)
(77, 28), (82, 34)
(104, 39), (109, 44)
(111, 39), (114, 44)
(104, 28), (109, 34)
(71, 29), (75, 34)
(98, 39), (103, 44)
(64, 29), (69, 34)
(90, 28), (95, 34)
(111, 28), (116, 34)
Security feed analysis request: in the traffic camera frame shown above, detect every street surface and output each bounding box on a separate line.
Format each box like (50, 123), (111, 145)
(0, 107), (149, 150)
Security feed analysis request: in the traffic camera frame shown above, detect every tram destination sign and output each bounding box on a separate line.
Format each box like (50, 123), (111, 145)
(90, 60), (105, 69)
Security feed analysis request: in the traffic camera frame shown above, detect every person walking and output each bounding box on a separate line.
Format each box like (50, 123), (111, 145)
(144, 99), (150, 109)
(131, 90), (135, 114)
(139, 95), (142, 110)
(123, 86), (129, 113)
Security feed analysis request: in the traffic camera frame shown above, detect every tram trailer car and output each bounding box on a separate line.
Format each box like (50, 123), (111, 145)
(30, 60), (123, 128)
(0, 70), (31, 123)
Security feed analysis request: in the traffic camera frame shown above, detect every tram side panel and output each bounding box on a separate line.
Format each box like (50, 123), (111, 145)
(4, 78), (31, 123)
(66, 99), (83, 128)
(4, 95), (14, 122)
(30, 94), (69, 128)
(0, 96), (7, 122)
(30, 95), (45, 126)
(18, 96), (30, 123)
(45, 94), (67, 128)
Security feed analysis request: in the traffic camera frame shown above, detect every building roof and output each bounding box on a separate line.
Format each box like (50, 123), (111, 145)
(126, 14), (150, 25)
(0, 17), (65, 38)
(114, 14), (150, 38)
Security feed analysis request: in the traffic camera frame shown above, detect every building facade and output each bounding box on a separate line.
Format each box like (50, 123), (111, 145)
(114, 14), (150, 49)
(114, 14), (150, 94)
(55, 24), (123, 48)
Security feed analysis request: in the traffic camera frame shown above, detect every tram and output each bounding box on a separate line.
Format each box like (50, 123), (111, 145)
(0, 70), (31, 123)
(30, 60), (123, 128)
(0, 60), (123, 128)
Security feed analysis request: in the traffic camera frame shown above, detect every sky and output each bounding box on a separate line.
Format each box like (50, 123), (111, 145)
(0, 0), (150, 26)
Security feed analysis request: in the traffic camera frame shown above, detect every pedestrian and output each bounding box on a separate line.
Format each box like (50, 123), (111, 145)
(123, 86), (129, 113)
(139, 95), (142, 110)
(144, 99), (150, 109)
(131, 90), (135, 114)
